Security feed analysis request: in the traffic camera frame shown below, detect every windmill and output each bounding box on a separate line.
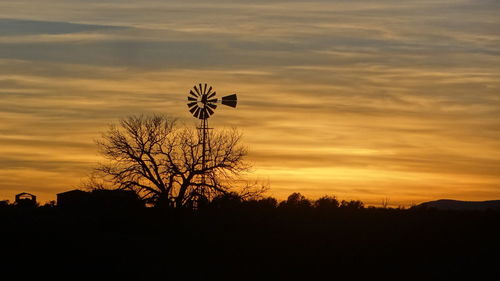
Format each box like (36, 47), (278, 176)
(187, 83), (237, 198)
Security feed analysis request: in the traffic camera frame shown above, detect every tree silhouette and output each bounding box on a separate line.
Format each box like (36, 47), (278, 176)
(279, 192), (312, 208)
(210, 192), (243, 209)
(340, 199), (364, 209)
(92, 115), (249, 208)
(315, 195), (339, 210)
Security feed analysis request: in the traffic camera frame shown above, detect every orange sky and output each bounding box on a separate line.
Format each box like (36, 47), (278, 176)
(1, 0), (499, 206)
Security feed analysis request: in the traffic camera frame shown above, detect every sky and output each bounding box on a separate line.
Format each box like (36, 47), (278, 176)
(0, 0), (499, 206)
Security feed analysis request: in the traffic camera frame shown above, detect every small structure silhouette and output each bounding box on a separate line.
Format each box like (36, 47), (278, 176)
(15, 192), (37, 207)
(57, 189), (144, 209)
(57, 189), (90, 208)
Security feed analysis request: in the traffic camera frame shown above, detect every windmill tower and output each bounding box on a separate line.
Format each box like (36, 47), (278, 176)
(186, 83), (237, 199)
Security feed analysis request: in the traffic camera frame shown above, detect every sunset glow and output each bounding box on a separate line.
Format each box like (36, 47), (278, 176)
(1, 0), (499, 206)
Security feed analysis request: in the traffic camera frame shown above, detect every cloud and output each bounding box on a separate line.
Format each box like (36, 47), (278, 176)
(0, 18), (124, 36)
(0, 0), (499, 204)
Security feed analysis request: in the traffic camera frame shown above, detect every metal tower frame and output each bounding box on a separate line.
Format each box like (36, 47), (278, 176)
(186, 83), (237, 202)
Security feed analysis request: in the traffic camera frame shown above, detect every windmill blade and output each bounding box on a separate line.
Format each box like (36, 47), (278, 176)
(189, 90), (198, 98)
(207, 103), (217, 110)
(194, 85), (201, 96)
(207, 91), (216, 99)
(207, 98), (218, 103)
(193, 107), (201, 118)
(206, 106), (214, 116)
(221, 94), (237, 108)
(207, 86), (213, 95)
(190, 105), (198, 115)
(199, 84), (203, 95)
(187, 102), (197, 108)
(188, 96), (197, 101)
(203, 83), (207, 95)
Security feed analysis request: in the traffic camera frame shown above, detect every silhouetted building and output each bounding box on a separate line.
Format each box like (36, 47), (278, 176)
(90, 189), (144, 209)
(57, 189), (144, 209)
(15, 192), (37, 207)
(57, 189), (90, 208)
(0, 200), (9, 207)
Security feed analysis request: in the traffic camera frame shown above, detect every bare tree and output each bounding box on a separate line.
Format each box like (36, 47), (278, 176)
(381, 197), (390, 209)
(92, 114), (251, 208)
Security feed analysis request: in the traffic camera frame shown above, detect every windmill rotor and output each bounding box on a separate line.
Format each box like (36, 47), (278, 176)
(187, 83), (237, 119)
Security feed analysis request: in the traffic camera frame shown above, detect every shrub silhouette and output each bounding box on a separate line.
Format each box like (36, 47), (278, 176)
(210, 192), (243, 209)
(340, 199), (364, 209)
(255, 197), (278, 209)
(279, 192), (312, 209)
(314, 195), (339, 210)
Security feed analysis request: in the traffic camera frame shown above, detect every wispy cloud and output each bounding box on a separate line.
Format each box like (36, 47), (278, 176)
(0, 0), (499, 205)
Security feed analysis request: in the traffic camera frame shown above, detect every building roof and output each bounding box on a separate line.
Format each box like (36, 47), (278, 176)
(16, 192), (36, 197)
(57, 189), (88, 196)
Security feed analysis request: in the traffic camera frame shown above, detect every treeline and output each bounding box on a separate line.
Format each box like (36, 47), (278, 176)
(208, 192), (366, 210)
(0, 192), (370, 211)
(1, 192), (499, 280)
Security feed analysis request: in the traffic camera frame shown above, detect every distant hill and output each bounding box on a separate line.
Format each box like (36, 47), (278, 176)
(418, 199), (500, 211)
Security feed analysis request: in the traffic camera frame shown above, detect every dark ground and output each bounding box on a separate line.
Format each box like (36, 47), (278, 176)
(1, 205), (499, 281)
